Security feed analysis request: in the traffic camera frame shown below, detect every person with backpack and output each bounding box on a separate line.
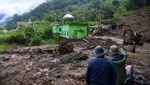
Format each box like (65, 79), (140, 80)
(86, 45), (116, 85)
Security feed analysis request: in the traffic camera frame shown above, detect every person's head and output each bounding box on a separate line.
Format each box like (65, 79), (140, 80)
(93, 45), (106, 58)
(109, 45), (119, 55)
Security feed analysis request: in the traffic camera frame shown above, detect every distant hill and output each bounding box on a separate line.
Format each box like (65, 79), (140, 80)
(6, 0), (97, 29)
(6, 0), (150, 30)
(0, 14), (5, 26)
(6, 0), (123, 29)
(0, 22), (5, 26)
(0, 14), (5, 20)
(0, 13), (14, 27)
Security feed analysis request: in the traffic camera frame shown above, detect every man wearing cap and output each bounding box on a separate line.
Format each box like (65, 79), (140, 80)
(86, 45), (116, 85)
(109, 45), (128, 85)
(109, 45), (125, 61)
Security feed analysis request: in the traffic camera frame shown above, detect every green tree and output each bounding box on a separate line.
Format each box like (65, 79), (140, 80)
(43, 10), (57, 22)
(128, 0), (146, 10)
(112, 0), (120, 8)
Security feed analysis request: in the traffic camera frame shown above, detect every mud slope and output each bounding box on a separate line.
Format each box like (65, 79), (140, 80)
(118, 7), (150, 42)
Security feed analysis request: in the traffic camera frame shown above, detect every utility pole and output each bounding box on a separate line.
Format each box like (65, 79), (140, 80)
(99, 0), (104, 25)
(97, 0), (104, 35)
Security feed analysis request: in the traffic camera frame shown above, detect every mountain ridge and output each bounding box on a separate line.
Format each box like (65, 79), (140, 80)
(5, 0), (150, 29)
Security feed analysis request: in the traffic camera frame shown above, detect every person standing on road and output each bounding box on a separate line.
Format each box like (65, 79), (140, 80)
(86, 45), (116, 85)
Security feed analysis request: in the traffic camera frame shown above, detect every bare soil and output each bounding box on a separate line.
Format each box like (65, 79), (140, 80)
(110, 8), (150, 42)
(0, 38), (117, 85)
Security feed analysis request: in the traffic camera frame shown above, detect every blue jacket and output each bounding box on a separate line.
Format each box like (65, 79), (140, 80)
(86, 58), (116, 85)
(110, 54), (124, 61)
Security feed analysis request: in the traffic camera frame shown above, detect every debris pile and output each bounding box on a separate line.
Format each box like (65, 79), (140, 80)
(0, 51), (88, 85)
(0, 37), (116, 85)
(58, 42), (74, 54)
(118, 8), (150, 42)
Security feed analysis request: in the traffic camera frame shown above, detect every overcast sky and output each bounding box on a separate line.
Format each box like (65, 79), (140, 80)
(0, 0), (46, 22)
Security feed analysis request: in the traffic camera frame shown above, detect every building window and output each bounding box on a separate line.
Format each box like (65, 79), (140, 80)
(66, 31), (68, 36)
(63, 31), (65, 35)
(61, 31), (63, 35)
(64, 31), (66, 36)
(62, 31), (65, 35)
(59, 28), (61, 32)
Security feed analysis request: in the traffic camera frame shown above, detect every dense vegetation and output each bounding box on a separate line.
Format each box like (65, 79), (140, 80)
(0, 21), (58, 53)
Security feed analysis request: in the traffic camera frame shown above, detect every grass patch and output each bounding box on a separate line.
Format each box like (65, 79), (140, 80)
(0, 43), (10, 54)
(0, 33), (12, 44)
(41, 38), (59, 45)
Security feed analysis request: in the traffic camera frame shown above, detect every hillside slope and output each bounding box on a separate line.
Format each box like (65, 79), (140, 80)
(115, 7), (150, 42)
(5, 0), (130, 30)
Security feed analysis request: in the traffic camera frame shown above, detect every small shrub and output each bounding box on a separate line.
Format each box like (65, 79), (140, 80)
(0, 33), (13, 44)
(29, 36), (42, 46)
(10, 32), (27, 44)
(41, 38), (59, 45)
(0, 43), (10, 54)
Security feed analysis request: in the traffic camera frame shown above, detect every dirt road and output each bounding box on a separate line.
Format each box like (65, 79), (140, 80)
(92, 36), (123, 44)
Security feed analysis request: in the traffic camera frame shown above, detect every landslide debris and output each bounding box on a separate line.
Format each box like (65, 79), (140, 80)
(0, 38), (116, 85)
(117, 8), (150, 42)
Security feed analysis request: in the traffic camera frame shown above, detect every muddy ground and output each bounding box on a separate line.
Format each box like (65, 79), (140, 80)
(0, 38), (115, 85)
(0, 36), (150, 85)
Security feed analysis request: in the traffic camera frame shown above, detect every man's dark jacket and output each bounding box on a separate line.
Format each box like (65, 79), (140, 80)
(86, 58), (116, 85)
(110, 54), (124, 61)
(110, 49), (128, 85)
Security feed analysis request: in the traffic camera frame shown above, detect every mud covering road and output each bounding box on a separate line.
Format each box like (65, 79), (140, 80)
(0, 37), (150, 85)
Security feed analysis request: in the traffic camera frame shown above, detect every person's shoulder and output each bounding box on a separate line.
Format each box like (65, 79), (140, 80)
(119, 53), (124, 56)
(114, 54), (124, 57)
(95, 58), (110, 61)
(88, 57), (97, 65)
(99, 58), (113, 65)
(89, 58), (107, 64)
(118, 54), (125, 59)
